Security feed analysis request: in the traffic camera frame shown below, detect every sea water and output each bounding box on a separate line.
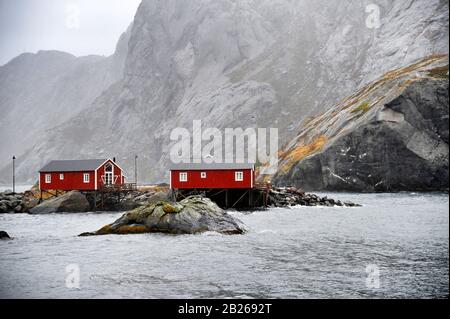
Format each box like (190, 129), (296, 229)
(0, 193), (448, 299)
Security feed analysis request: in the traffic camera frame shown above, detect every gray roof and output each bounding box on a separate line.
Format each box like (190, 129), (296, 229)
(170, 163), (255, 171)
(39, 159), (108, 172)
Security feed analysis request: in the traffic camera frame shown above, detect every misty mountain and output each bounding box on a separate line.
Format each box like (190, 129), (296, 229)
(0, 25), (131, 173)
(0, 0), (448, 185)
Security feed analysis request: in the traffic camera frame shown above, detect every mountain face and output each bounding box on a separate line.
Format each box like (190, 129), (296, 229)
(0, 26), (131, 173)
(0, 0), (448, 186)
(273, 55), (449, 192)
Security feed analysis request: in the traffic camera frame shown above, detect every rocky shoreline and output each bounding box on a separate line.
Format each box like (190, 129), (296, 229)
(0, 187), (359, 237)
(0, 186), (361, 215)
(0, 187), (170, 214)
(0, 190), (39, 214)
(269, 187), (361, 208)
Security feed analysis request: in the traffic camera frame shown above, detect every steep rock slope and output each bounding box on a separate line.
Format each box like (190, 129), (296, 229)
(273, 55), (449, 192)
(2, 0), (448, 184)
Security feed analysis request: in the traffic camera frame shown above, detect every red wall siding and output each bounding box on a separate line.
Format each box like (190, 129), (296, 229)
(40, 171), (95, 191)
(96, 160), (124, 189)
(171, 169), (254, 189)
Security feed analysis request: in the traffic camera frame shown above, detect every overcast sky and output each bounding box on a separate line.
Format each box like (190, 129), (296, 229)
(0, 0), (141, 66)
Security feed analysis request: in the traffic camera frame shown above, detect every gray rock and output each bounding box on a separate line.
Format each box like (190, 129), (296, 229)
(268, 187), (360, 208)
(0, 203), (8, 213)
(274, 60), (449, 192)
(147, 191), (171, 205)
(80, 196), (246, 236)
(29, 191), (91, 214)
(108, 199), (143, 212)
(0, 199), (14, 213)
(21, 197), (40, 212)
(0, 231), (11, 239)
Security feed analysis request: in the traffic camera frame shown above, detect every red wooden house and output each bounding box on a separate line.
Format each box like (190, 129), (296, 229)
(170, 163), (255, 190)
(39, 159), (126, 191)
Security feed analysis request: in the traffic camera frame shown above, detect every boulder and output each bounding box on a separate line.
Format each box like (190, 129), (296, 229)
(147, 191), (171, 205)
(80, 196), (246, 236)
(21, 196), (40, 212)
(0, 200), (11, 213)
(0, 231), (11, 239)
(30, 191), (90, 214)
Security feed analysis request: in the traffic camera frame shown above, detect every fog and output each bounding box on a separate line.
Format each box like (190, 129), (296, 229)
(0, 0), (141, 66)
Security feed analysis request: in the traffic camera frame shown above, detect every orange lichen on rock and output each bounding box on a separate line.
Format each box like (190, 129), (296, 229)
(94, 224), (151, 235)
(279, 135), (328, 173)
(114, 225), (151, 234)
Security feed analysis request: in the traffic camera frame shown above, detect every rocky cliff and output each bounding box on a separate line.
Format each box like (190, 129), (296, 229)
(273, 55), (449, 192)
(0, 0), (448, 187)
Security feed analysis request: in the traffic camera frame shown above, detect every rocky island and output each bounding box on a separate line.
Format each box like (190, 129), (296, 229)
(80, 196), (247, 236)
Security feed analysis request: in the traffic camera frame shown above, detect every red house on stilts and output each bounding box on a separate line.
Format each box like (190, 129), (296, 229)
(170, 163), (269, 209)
(39, 158), (126, 192)
(170, 163), (256, 190)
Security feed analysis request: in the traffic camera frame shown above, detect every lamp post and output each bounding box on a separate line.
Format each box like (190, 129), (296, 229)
(134, 155), (138, 187)
(12, 156), (16, 194)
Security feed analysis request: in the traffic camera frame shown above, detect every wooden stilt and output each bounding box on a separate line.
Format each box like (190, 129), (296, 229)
(232, 190), (249, 208)
(225, 189), (229, 209)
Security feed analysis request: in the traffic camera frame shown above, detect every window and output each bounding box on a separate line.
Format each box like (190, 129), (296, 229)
(201, 172), (207, 179)
(179, 172), (188, 182)
(60, 173), (64, 180)
(45, 174), (51, 184)
(83, 173), (90, 184)
(105, 163), (113, 172)
(235, 171), (244, 182)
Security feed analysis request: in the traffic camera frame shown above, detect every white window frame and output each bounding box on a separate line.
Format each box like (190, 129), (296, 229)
(235, 171), (244, 182)
(45, 174), (51, 184)
(179, 172), (188, 182)
(60, 173), (64, 180)
(83, 173), (90, 184)
(201, 172), (207, 179)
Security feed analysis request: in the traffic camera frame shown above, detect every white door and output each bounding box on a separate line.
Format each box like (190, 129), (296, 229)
(105, 163), (114, 185)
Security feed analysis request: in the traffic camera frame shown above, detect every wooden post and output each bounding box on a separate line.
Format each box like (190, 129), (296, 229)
(265, 189), (269, 207)
(225, 189), (229, 209)
(249, 190), (253, 208)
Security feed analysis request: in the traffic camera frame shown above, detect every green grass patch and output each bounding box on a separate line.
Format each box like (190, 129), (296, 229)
(351, 102), (371, 115)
